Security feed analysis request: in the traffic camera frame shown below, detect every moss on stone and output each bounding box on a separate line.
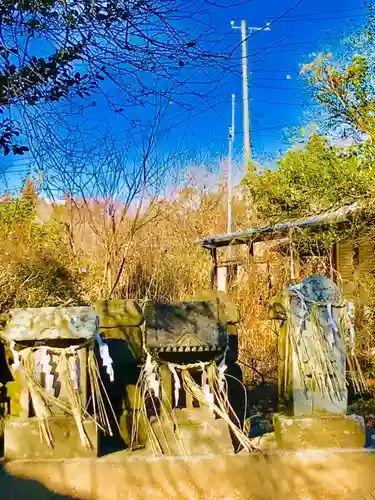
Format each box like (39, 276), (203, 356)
(94, 300), (144, 362)
(190, 290), (240, 324)
(94, 300), (144, 328)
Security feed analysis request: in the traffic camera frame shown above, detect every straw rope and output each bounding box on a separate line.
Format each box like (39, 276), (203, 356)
(131, 300), (259, 454)
(130, 359), (259, 456)
(283, 292), (367, 402)
(14, 343), (119, 448)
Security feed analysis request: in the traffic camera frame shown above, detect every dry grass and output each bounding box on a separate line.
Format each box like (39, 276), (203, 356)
(1, 185), (375, 385)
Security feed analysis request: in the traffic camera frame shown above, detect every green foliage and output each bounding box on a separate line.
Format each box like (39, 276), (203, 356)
(268, 6), (375, 255)
(0, 180), (83, 311)
(0, 0), (109, 155)
(302, 53), (375, 140)
(301, 6), (375, 140)
(0, 0), (219, 156)
(0, 178), (38, 227)
(244, 135), (375, 223)
(291, 224), (357, 256)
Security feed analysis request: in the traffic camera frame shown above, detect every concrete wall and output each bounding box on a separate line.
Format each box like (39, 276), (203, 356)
(4, 449), (375, 499)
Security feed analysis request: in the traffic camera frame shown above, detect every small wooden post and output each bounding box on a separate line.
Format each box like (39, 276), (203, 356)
(331, 242), (339, 284)
(210, 247), (218, 290)
(217, 266), (228, 292)
(248, 241), (254, 262)
(289, 229), (295, 280)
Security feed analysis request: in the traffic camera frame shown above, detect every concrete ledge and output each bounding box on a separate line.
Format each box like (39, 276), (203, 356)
(274, 413), (366, 450)
(5, 417), (98, 461)
(4, 449), (375, 499)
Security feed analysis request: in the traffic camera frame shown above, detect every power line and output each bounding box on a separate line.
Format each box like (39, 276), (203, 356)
(254, 76), (302, 81)
(228, 1), (310, 170)
(282, 6), (367, 20)
(248, 39), (322, 51)
(0, 0), (342, 177)
(229, 0), (305, 56)
(247, 33), (346, 56)
(256, 99), (319, 107)
(252, 69), (302, 73)
(231, 18), (272, 170)
(279, 12), (367, 23)
(252, 84), (307, 92)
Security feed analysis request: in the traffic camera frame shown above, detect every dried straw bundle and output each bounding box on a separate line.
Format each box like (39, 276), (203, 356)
(130, 360), (186, 456)
(87, 350), (119, 437)
(16, 344), (118, 448)
(56, 350), (90, 448)
(22, 348), (54, 447)
(283, 290), (367, 402)
(339, 312), (367, 393)
(131, 358), (258, 456)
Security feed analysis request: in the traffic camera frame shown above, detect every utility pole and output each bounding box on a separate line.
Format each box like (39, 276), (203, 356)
(231, 19), (270, 174)
(227, 94), (235, 260)
(240, 20), (250, 170)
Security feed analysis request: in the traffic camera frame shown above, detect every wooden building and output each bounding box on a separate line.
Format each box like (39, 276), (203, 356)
(195, 200), (374, 304)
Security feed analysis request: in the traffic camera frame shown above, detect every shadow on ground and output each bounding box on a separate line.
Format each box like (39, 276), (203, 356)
(246, 383), (278, 438)
(246, 383), (375, 449)
(348, 393), (375, 449)
(0, 464), (76, 500)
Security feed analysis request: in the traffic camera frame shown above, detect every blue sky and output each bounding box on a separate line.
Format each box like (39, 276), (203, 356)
(0, 0), (371, 195)
(208, 0), (369, 163)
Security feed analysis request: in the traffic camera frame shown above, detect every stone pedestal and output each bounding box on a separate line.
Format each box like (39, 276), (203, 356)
(273, 413), (366, 450)
(146, 407), (234, 456)
(5, 417), (98, 460)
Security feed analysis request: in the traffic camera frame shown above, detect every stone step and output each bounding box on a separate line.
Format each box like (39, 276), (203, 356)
(173, 407), (218, 425)
(273, 413), (366, 450)
(145, 408), (234, 456)
(5, 417), (98, 460)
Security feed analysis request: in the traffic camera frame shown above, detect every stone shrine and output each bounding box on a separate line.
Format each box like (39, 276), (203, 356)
(270, 275), (367, 449)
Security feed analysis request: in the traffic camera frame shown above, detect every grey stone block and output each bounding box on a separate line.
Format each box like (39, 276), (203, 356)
(146, 407), (234, 456)
(5, 416), (98, 460)
(273, 413), (366, 450)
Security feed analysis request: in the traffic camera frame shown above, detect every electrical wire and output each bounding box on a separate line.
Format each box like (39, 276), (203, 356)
(282, 6), (368, 19)
(279, 13), (367, 23)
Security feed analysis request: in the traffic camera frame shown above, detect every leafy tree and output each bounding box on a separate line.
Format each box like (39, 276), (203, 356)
(301, 6), (375, 141)
(0, 1), (97, 155)
(0, 177), (39, 225)
(301, 53), (375, 142)
(0, 0), (234, 157)
(243, 135), (375, 222)
(0, 176), (83, 310)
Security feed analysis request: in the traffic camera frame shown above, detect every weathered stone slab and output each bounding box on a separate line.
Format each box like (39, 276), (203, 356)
(144, 301), (227, 352)
(1, 306), (98, 342)
(5, 417), (98, 460)
(176, 409), (234, 455)
(273, 413), (366, 450)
